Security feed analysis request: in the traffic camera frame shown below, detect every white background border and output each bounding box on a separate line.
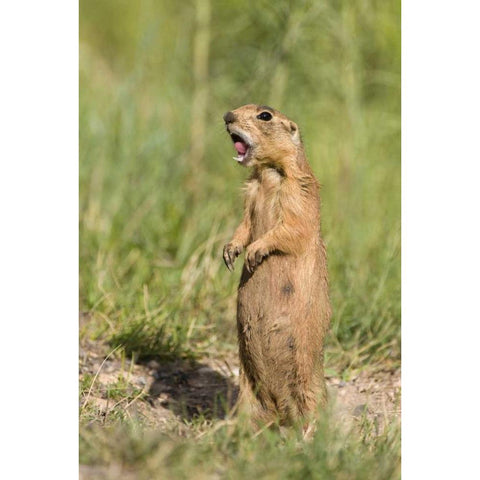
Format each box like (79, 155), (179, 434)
(403, 0), (480, 478)
(1, 1), (78, 478)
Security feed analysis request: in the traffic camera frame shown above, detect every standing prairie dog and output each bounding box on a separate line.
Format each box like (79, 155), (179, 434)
(222, 104), (331, 433)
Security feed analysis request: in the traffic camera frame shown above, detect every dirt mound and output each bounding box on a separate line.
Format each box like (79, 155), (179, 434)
(80, 340), (400, 433)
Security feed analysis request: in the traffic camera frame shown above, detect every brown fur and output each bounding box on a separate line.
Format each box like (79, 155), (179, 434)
(222, 104), (331, 431)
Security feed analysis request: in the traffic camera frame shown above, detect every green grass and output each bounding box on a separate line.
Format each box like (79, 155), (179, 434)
(80, 0), (400, 476)
(80, 413), (400, 479)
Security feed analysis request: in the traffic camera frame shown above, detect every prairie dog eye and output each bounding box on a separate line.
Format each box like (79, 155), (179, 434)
(256, 111), (272, 121)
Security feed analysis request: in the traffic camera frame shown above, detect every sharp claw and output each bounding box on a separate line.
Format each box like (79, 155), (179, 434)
(247, 254), (254, 273)
(229, 251), (236, 269)
(223, 245), (236, 272)
(223, 250), (230, 271)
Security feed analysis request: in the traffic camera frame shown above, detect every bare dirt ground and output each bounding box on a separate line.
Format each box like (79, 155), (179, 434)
(79, 337), (400, 480)
(79, 338), (401, 436)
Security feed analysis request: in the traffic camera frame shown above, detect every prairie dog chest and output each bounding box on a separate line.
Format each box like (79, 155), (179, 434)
(245, 168), (283, 237)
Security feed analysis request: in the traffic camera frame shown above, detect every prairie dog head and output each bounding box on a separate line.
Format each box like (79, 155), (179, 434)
(223, 104), (300, 167)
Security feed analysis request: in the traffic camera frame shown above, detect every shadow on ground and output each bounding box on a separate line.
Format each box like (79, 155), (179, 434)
(142, 358), (239, 421)
(80, 312), (239, 423)
(80, 313), (399, 431)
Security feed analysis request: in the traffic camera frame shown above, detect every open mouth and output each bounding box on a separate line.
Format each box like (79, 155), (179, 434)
(230, 133), (250, 163)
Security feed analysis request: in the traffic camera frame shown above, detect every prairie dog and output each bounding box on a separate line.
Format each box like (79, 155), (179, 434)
(222, 104), (331, 432)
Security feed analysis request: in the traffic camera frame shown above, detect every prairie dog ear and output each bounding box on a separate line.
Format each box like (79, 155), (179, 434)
(289, 121), (300, 144)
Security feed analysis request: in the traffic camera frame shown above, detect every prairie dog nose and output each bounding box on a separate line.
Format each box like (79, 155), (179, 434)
(223, 111), (236, 124)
